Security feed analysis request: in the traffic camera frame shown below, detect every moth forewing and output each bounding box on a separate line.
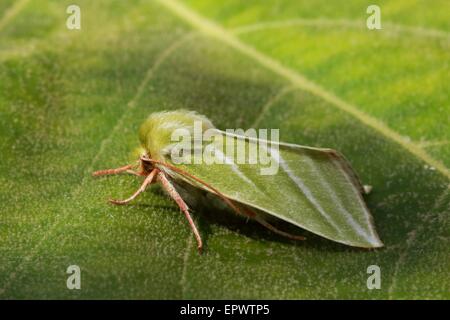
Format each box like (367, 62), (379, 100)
(166, 130), (383, 248)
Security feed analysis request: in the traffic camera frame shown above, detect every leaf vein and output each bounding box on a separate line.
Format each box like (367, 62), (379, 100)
(180, 235), (193, 298)
(0, 0), (30, 33)
(155, 0), (450, 181)
(231, 18), (450, 40)
(251, 85), (296, 128)
(387, 186), (450, 298)
(0, 32), (194, 296)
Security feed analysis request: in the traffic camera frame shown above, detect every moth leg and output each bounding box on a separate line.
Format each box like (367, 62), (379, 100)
(109, 169), (157, 205)
(158, 171), (203, 253)
(126, 169), (146, 176)
(254, 217), (306, 241)
(241, 206), (306, 241)
(92, 164), (134, 177)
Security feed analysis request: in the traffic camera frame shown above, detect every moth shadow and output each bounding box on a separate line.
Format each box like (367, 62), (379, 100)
(136, 184), (365, 253)
(191, 201), (357, 253)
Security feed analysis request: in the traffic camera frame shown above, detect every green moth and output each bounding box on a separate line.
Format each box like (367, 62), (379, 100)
(93, 110), (383, 252)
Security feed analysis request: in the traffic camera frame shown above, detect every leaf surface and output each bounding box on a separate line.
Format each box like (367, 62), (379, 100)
(0, 0), (448, 299)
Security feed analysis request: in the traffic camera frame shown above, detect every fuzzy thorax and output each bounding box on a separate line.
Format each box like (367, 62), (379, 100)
(138, 110), (215, 161)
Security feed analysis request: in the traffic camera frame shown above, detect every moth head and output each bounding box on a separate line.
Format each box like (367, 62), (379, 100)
(138, 109), (215, 162)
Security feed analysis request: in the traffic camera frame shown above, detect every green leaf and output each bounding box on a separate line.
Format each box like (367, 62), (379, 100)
(0, 0), (448, 299)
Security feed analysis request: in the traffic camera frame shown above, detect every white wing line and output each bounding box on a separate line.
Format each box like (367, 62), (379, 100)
(268, 147), (343, 236)
(330, 158), (379, 243)
(213, 148), (257, 188)
(303, 156), (376, 243)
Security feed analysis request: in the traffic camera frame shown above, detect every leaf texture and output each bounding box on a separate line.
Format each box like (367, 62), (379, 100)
(0, 0), (448, 299)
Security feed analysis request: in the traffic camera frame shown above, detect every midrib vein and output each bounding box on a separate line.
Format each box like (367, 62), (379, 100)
(155, 0), (450, 181)
(0, 0), (30, 32)
(0, 33), (193, 296)
(230, 18), (450, 40)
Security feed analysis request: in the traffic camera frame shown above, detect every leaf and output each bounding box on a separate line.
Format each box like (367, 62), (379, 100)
(0, 0), (449, 299)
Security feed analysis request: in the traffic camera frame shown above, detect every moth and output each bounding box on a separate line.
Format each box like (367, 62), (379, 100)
(93, 110), (383, 252)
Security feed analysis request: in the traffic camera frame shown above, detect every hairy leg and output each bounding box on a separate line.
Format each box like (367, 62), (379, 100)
(126, 169), (146, 176)
(144, 158), (304, 242)
(158, 171), (203, 252)
(143, 158), (242, 213)
(92, 164), (134, 177)
(110, 169), (157, 205)
(240, 206), (306, 241)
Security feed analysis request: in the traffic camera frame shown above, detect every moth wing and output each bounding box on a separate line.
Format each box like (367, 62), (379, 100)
(165, 130), (383, 248)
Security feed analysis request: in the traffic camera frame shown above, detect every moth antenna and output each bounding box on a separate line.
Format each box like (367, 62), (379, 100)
(92, 164), (135, 177)
(157, 171), (203, 253)
(109, 169), (157, 205)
